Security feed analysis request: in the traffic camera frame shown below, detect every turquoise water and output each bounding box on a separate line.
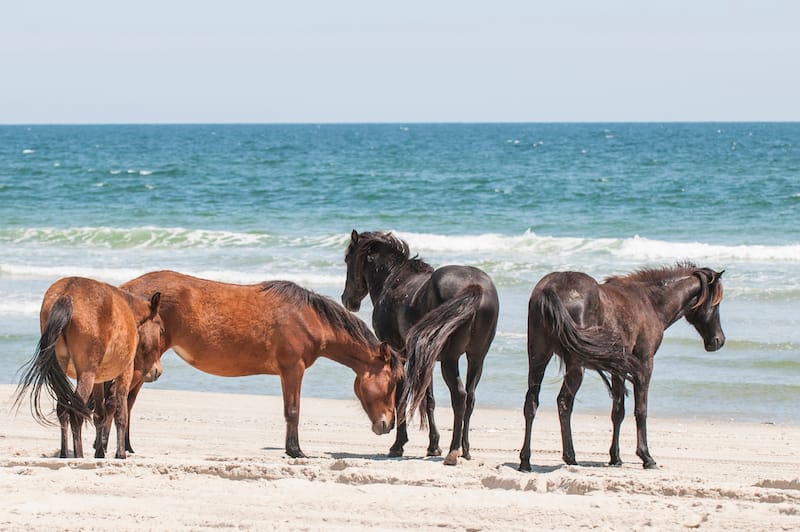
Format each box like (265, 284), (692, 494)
(1, 123), (799, 423)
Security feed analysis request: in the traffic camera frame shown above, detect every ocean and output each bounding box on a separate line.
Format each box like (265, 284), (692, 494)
(1, 123), (798, 424)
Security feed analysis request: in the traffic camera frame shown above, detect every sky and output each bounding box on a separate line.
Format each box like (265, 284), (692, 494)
(1, 1), (798, 124)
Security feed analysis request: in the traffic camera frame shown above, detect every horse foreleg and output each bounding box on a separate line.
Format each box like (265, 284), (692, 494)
(519, 347), (552, 472)
(280, 364), (306, 458)
(609, 375), (626, 466)
(389, 378), (409, 457)
(124, 375), (145, 453)
(113, 375), (131, 459)
(461, 354), (486, 461)
(440, 357), (466, 466)
(557, 363), (584, 466)
(424, 386), (441, 457)
(633, 369), (657, 469)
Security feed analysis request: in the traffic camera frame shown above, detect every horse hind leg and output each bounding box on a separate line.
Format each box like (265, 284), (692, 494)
(460, 350), (487, 461)
(519, 339), (553, 472)
(609, 375), (626, 466)
(91, 383), (107, 458)
(557, 361), (584, 466)
(70, 374), (95, 458)
(440, 356), (466, 466)
(113, 376), (131, 459)
(57, 403), (70, 458)
(424, 385), (441, 457)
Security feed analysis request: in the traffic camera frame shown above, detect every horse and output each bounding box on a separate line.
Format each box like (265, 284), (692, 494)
(342, 230), (499, 466)
(121, 270), (404, 458)
(15, 277), (164, 459)
(519, 263), (725, 471)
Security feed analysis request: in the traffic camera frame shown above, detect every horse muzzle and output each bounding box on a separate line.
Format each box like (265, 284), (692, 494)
(143, 367), (162, 383)
(372, 417), (394, 435)
(705, 335), (725, 352)
(341, 295), (361, 313)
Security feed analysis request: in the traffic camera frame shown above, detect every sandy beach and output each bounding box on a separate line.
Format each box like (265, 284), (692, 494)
(1, 383), (798, 531)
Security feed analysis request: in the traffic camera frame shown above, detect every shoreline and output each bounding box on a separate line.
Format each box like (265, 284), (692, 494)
(2, 384), (799, 530)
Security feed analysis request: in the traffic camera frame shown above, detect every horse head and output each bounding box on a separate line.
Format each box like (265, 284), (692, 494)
(353, 342), (404, 435)
(135, 292), (167, 373)
(342, 230), (369, 311)
(685, 269), (726, 351)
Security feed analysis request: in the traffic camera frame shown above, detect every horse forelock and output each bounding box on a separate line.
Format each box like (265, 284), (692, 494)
(691, 267), (724, 310)
(260, 280), (379, 347)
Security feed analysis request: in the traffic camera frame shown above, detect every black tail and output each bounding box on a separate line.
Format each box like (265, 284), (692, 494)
(531, 287), (636, 385)
(401, 285), (483, 425)
(14, 297), (92, 425)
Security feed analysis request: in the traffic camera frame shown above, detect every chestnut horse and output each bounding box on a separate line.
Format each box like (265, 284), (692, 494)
(519, 263), (725, 471)
(342, 231), (499, 466)
(15, 277), (164, 459)
(122, 270), (404, 458)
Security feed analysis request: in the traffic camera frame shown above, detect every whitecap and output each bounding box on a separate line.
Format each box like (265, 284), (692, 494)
(144, 184), (154, 190)
(22, 149), (35, 154)
(139, 170), (153, 176)
(110, 169), (121, 175)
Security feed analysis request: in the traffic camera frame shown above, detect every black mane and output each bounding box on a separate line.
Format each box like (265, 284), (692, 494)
(260, 281), (378, 346)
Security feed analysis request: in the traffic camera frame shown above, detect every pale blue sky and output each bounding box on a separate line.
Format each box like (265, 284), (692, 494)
(1, 1), (797, 123)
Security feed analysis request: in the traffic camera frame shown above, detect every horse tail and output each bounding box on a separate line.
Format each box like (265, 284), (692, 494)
(14, 297), (92, 425)
(401, 285), (483, 426)
(530, 287), (636, 383)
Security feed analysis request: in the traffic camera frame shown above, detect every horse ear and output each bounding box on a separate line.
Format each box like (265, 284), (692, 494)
(351, 230), (359, 244)
(148, 292), (161, 319)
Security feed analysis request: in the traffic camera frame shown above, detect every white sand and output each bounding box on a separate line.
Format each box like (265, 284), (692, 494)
(1, 384), (798, 531)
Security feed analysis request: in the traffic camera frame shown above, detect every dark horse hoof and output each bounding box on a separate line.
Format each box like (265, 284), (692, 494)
(643, 460), (658, 470)
(609, 460), (622, 467)
(388, 447), (404, 458)
(519, 461), (532, 472)
(286, 449), (307, 459)
(426, 446), (442, 457)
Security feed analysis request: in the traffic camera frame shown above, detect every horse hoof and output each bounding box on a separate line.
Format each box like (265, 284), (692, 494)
(427, 446), (442, 457)
(462, 451), (472, 461)
(643, 460), (658, 470)
(609, 460), (622, 467)
(388, 447), (404, 458)
(519, 461), (531, 472)
(443, 451), (458, 466)
(94, 450), (105, 459)
(114, 452), (126, 459)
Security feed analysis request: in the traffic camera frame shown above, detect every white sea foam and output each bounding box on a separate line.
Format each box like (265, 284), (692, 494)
(21, 149), (35, 154)
(1, 226), (272, 249)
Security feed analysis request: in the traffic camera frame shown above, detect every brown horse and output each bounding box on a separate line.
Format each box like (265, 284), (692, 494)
(519, 263), (725, 471)
(121, 270), (404, 458)
(342, 231), (499, 466)
(15, 277), (164, 459)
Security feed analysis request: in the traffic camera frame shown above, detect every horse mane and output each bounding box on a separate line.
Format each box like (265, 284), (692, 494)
(354, 231), (433, 274)
(605, 261), (698, 285)
(260, 281), (379, 346)
(605, 261), (723, 308)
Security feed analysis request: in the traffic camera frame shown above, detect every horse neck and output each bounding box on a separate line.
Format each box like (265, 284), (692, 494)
(320, 332), (382, 375)
(364, 255), (409, 305)
(647, 275), (700, 327)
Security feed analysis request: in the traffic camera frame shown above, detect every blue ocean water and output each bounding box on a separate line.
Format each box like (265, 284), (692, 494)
(1, 123), (799, 423)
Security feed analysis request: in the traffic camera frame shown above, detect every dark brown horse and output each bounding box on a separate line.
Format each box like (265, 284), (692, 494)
(122, 270), (404, 458)
(519, 263), (725, 471)
(342, 231), (499, 466)
(15, 277), (164, 459)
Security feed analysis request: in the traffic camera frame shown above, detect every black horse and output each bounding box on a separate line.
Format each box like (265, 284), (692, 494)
(342, 230), (499, 466)
(519, 263), (725, 471)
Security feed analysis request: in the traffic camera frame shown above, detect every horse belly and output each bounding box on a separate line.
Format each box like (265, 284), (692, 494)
(172, 345), (281, 377)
